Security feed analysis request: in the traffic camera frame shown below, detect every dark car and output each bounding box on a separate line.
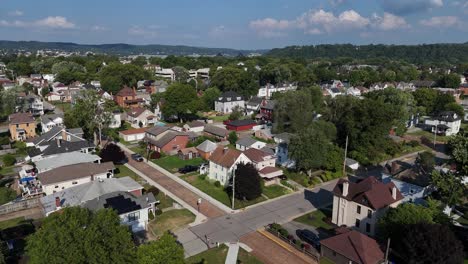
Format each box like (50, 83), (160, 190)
(296, 229), (320, 249)
(178, 165), (199, 174)
(131, 153), (144, 162)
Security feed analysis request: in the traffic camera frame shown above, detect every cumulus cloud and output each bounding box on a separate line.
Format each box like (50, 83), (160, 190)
(0, 16), (75, 29)
(372, 12), (409, 30)
(8, 10), (23, 17)
(249, 9), (409, 37)
(381, 0), (443, 15)
(420, 16), (459, 27)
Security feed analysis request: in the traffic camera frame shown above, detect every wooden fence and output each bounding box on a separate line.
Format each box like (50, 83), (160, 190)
(0, 198), (40, 215)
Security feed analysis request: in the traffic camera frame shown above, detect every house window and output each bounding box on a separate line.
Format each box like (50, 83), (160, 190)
(332, 251), (336, 257)
(366, 223), (371, 233)
(367, 209), (372, 219)
(356, 205), (361, 214)
(128, 212), (140, 222)
(16, 124), (19, 128)
(72, 181), (78, 185)
(26, 123), (29, 127)
(55, 185), (59, 188)
(355, 219), (360, 228)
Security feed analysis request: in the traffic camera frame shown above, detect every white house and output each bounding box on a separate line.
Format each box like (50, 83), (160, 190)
(126, 107), (155, 128)
(274, 132), (295, 168)
(38, 162), (115, 195)
(196, 68), (210, 79)
(46, 92), (62, 102)
(109, 111), (122, 129)
(245, 97), (263, 115)
(183, 120), (205, 133)
(208, 147), (251, 186)
(214, 91), (245, 114)
(257, 83), (297, 98)
(331, 177), (403, 236)
(40, 114), (64, 133)
(424, 111), (462, 136)
(119, 128), (147, 142)
(235, 137), (266, 151)
(24, 94), (44, 116)
(42, 74), (55, 83)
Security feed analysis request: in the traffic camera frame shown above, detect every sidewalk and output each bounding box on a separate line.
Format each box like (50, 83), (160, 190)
(225, 243), (240, 264)
(119, 143), (233, 214)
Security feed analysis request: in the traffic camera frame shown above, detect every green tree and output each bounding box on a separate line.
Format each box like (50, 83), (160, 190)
(228, 131), (238, 145)
(137, 232), (184, 264)
(448, 132), (468, 175)
(26, 207), (136, 264)
(0, 187), (17, 205)
(412, 88), (438, 115)
(100, 63), (151, 93)
(1, 154), (15, 167)
(210, 66), (258, 96)
(228, 106), (243, 121)
(440, 73), (461, 88)
(161, 83), (200, 122)
(131, 56), (147, 67)
(234, 163), (262, 201)
(200, 87), (221, 110)
(430, 170), (465, 206)
(444, 102), (465, 117)
(172, 66), (190, 83)
(415, 151), (435, 174)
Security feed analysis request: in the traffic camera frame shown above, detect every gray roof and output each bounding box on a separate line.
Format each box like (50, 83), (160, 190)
(38, 162), (115, 185)
(41, 140), (95, 156)
(66, 128), (84, 135)
(196, 140), (218, 153)
(216, 91), (243, 103)
(43, 101), (55, 111)
(274, 132), (292, 143)
(247, 97), (263, 106)
(41, 113), (63, 124)
(146, 131), (187, 148)
(146, 126), (169, 136)
(261, 100), (276, 110)
(236, 137), (258, 147)
(40, 177), (143, 215)
(83, 191), (155, 215)
(30, 126), (63, 145)
(35, 152), (101, 172)
(204, 124), (228, 137)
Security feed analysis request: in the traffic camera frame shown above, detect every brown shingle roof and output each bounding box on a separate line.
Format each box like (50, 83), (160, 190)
(209, 147), (242, 168)
(38, 162), (115, 185)
(243, 148), (272, 163)
(332, 176), (403, 210)
(320, 229), (384, 264)
(126, 107), (147, 118)
(187, 120), (205, 128)
(9, 113), (35, 124)
(119, 127), (148, 135)
(146, 131), (187, 148)
(179, 147), (198, 155)
(204, 124), (228, 137)
(116, 86), (136, 97)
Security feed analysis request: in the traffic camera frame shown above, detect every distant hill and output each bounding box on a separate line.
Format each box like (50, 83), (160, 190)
(267, 43), (468, 63)
(0, 40), (266, 56)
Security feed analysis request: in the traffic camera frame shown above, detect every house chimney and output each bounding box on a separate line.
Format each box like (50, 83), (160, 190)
(55, 197), (61, 209)
(392, 186), (397, 200)
(342, 181), (349, 197)
(223, 147), (228, 154)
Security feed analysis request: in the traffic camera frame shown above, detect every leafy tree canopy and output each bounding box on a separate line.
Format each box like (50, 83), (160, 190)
(99, 63), (152, 93)
(161, 83), (201, 122)
(137, 232), (184, 264)
(234, 163), (262, 201)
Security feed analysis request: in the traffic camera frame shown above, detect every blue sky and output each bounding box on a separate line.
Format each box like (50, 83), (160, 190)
(0, 0), (467, 49)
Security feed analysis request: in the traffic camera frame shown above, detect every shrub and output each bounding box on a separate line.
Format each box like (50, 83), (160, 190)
(2, 154), (15, 167)
(148, 211), (155, 220)
(294, 240), (302, 248)
(0, 187), (17, 204)
(214, 181), (221, 188)
(409, 140), (420, 147)
(278, 228), (288, 237)
(199, 174), (206, 180)
(146, 186), (160, 196)
(270, 223), (281, 231)
(155, 209), (163, 216)
(150, 151), (161, 159)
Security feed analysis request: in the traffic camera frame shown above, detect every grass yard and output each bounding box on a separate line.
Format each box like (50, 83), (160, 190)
(180, 174), (267, 209)
(294, 208), (334, 230)
(0, 217), (29, 230)
(155, 191), (174, 209)
(262, 184), (291, 199)
(51, 101), (72, 113)
(208, 114), (230, 122)
(153, 156), (204, 173)
(283, 169), (311, 188)
(148, 209), (195, 238)
(186, 244), (262, 264)
(114, 165), (141, 181)
(405, 130), (452, 143)
(0, 165), (15, 175)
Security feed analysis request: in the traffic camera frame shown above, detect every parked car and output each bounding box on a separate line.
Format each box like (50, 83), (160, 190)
(131, 153), (144, 162)
(296, 229), (320, 249)
(178, 165), (199, 174)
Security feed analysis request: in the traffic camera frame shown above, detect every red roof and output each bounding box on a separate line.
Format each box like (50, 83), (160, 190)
(332, 176), (403, 210)
(243, 148), (272, 163)
(119, 128), (147, 135)
(9, 112), (35, 124)
(127, 107), (147, 118)
(259, 166), (282, 174)
(320, 229), (384, 264)
(209, 147), (242, 168)
(116, 86), (136, 97)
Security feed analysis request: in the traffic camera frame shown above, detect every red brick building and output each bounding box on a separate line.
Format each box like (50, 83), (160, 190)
(145, 126), (189, 154)
(114, 86), (143, 108)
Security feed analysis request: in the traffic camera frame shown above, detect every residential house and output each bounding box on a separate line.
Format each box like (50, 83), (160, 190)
(40, 177), (155, 233)
(26, 127), (85, 149)
(35, 152), (101, 173)
(346, 158), (359, 171)
(245, 97), (263, 115)
(46, 92), (62, 102)
(332, 177), (403, 236)
(215, 91), (245, 114)
(109, 111), (122, 129)
(145, 126), (189, 154)
(346, 87), (362, 97)
(274, 132), (294, 168)
(196, 140), (218, 160)
(119, 128), (147, 142)
(8, 113), (36, 141)
(327, 88), (343, 98)
(40, 114), (64, 133)
(23, 94), (44, 116)
(423, 111), (462, 136)
(254, 128), (273, 141)
(411, 80), (435, 88)
(225, 119), (257, 131)
(204, 124), (228, 140)
(38, 162), (115, 195)
(126, 107), (155, 128)
(243, 148), (281, 185)
(208, 147), (251, 186)
(196, 68), (210, 79)
(178, 147), (200, 160)
(114, 86), (144, 108)
(28, 139), (95, 162)
(259, 100), (275, 121)
(183, 120), (206, 133)
(320, 228), (385, 264)
(257, 83), (297, 98)
(235, 137), (266, 151)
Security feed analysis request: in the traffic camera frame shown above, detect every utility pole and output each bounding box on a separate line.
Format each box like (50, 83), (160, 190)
(384, 238), (391, 264)
(232, 171), (236, 210)
(342, 135), (348, 177)
(433, 124), (438, 148)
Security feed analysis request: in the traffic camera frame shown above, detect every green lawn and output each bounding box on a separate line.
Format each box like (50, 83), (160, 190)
(0, 217), (28, 230)
(0, 165), (15, 175)
(148, 209), (195, 238)
(208, 114), (230, 122)
(186, 244), (262, 264)
(180, 174), (267, 209)
(153, 156), (204, 173)
(51, 101), (72, 113)
(262, 184), (291, 199)
(155, 192), (174, 210)
(294, 209), (334, 230)
(114, 165), (141, 181)
(405, 130), (452, 143)
(320, 257), (335, 264)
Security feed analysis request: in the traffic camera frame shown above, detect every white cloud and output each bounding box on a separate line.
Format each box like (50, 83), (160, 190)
(420, 16), (459, 27)
(91, 25), (107, 31)
(373, 12), (409, 30)
(0, 16), (75, 29)
(8, 10), (23, 17)
(249, 18), (293, 30)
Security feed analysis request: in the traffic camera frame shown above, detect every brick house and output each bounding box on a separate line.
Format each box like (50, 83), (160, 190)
(114, 86), (144, 108)
(145, 126), (189, 154)
(9, 113), (37, 141)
